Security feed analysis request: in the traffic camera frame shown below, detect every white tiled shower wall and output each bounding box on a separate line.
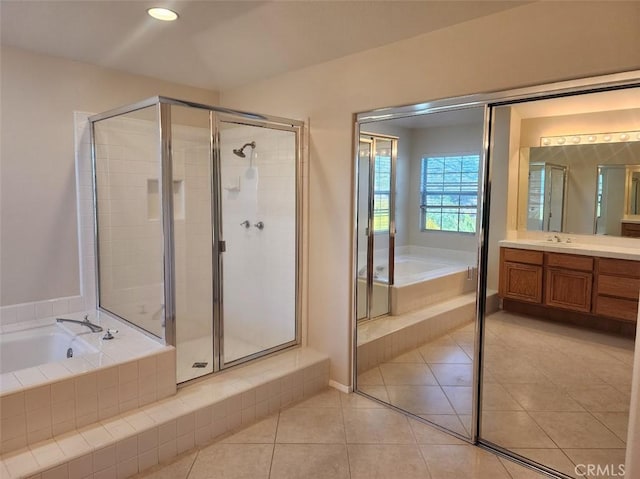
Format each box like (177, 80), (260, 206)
(92, 115), (216, 347)
(92, 114), (165, 338)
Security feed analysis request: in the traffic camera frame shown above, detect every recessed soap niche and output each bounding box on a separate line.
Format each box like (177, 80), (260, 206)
(147, 178), (184, 220)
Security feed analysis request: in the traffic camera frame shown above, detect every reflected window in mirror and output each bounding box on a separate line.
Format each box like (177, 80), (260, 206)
(419, 154), (479, 233)
(373, 152), (391, 232)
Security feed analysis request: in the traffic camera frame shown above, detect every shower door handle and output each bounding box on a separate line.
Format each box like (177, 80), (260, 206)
(218, 240), (226, 253)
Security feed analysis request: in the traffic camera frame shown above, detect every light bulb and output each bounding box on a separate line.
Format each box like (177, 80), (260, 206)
(603, 135), (612, 142)
(620, 134), (630, 141)
(542, 138), (551, 146)
(147, 7), (179, 21)
(571, 136), (581, 144)
(587, 135), (597, 143)
(556, 137), (566, 145)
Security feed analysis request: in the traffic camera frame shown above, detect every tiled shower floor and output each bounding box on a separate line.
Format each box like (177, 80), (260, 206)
(358, 311), (633, 478)
(177, 335), (266, 383)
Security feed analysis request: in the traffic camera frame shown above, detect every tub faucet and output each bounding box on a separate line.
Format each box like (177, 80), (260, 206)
(56, 315), (103, 333)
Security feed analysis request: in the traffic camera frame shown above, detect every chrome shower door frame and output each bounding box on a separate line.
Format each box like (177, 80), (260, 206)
(90, 96), (304, 379)
(213, 112), (304, 370)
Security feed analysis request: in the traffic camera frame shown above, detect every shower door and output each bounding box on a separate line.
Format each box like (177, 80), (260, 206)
(216, 116), (299, 367)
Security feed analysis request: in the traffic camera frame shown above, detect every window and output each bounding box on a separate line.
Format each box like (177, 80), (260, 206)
(373, 154), (391, 232)
(420, 154), (479, 233)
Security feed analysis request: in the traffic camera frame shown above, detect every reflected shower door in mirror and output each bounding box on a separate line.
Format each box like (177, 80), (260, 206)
(526, 162), (567, 232)
(481, 86), (639, 478)
(356, 134), (396, 321)
(354, 106), (486, 440)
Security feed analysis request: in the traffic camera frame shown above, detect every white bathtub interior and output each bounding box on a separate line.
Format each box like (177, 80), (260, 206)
(0, 310), (166, 395)
(0, 324), (97, 375)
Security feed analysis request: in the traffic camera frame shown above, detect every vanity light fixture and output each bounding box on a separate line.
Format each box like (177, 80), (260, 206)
(147, 7), (179, 21)
(540, 130), (640, 146)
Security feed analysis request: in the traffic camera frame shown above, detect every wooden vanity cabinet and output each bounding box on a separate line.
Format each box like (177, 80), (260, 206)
(499, 248), (543, 303)
(621, 222), (640, 238)
(500, 247), (639, 332)
(544, 253), (593, 313)
(594, 258), (640, 321)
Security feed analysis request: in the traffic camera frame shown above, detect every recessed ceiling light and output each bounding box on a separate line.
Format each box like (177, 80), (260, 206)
(147, 7), (179, 21)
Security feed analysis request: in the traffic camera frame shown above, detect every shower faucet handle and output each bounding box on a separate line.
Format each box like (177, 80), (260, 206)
(240, 220), (251, 228)
(254, 221), (264, 230)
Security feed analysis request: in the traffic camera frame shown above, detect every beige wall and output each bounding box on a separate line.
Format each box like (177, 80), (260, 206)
(220, 1), (640, 387)
(0, 46), (218, 306)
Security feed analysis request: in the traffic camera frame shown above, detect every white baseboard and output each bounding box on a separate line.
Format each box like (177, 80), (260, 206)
(329, 380), (352, 393)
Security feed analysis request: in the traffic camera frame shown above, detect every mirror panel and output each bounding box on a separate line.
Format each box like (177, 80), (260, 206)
(355, 107), (486, 440)
(518, 142), (640, 236)
(482, 87), (639, 478)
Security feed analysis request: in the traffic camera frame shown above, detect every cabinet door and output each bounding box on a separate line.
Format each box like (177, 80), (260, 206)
(500, 262), (543, 303)
(544, 268), (592, 313)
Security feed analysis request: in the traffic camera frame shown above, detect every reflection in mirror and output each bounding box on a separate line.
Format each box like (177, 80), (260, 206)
(526, 162), (567, 232)
(518, 142), (640, 236)
(355, 106), (485, 440)
(356, 135), (396, 320)
(630, 171), (640, 215)
(482, 87), (638, 478)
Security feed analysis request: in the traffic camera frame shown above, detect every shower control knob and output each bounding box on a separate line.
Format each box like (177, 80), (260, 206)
(254, 221), (264, 230)
(240, 220), (251, 228)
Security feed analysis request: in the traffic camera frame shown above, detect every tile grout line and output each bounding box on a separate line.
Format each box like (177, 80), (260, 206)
(267, 410), (281, 478)
(183, 449), (200, 479)
(339, 397), (352, 479)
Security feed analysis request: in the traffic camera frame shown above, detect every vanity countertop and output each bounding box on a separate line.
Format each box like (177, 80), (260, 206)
(621, 218), (640, 224)
(499, 239), (640, 261)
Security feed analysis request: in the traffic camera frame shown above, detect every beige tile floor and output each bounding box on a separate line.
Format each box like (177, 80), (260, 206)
(133, 387), (547, 479)
(357, 310), (634, 479)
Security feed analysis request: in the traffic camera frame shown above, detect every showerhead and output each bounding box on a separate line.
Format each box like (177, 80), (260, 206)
(233, 141), (256, 158)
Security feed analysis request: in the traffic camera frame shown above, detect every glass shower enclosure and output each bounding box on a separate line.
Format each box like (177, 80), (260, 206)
(90, 97), (303, 383)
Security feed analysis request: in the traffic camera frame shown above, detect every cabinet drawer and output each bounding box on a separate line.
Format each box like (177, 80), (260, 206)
(546, 253), (593, 272)
(595, 295), (639, 322)
(503, 248), (543, 265)
(598, 258), (640, 278)
(597, 274), (640, 300)
(544, 268), (592, 313)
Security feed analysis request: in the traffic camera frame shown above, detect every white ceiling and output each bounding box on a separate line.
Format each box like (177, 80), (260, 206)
(0, 0), (528, 91)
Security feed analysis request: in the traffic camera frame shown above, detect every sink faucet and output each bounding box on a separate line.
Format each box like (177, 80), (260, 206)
(56, 315), (103, 333)
(553, 235), (562, 243)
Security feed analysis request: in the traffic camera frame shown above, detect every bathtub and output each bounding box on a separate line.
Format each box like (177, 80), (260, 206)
(357, 247), (477, 315)
(0, 324), (97, 374)
(391, 251), (476, 314)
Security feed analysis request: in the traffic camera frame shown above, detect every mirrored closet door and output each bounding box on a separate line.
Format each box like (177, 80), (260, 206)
(353, 71), (640, 478)
(480, 85), (640, 479)
(354, 106), (488, 440)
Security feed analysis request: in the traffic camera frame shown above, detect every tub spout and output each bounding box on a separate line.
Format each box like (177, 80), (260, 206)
(56, 316), (103, 333)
